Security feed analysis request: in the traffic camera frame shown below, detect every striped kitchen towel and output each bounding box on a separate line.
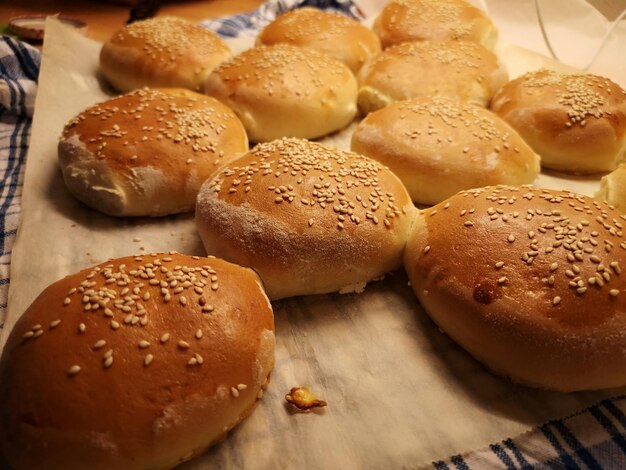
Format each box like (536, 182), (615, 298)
(198, 0), (364, 38)
(434, 395), (626, 469)
(0, 36), (39, 331)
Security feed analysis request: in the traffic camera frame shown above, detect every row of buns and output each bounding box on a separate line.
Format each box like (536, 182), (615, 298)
(3, 0), (626, 468)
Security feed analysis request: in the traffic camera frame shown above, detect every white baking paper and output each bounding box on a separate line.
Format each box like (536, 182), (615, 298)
(2, 16), (626, 470)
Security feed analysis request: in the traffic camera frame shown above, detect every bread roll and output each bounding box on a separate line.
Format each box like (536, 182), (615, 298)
(256, 7), (381, 73)
(490, 69), (626, 174)
(404, 185), (626, 391)
(357, 40), (507, 114)
(196, 138), (417, 300)
(373, 0), (498, 50)
(0, 252), (275, 469)
(58, 88), (248, 217)
(351, 97), (540, 205)
(202, 44), (357, 142)
(597, 163), (626, 213)
(100, 17), (231, 92)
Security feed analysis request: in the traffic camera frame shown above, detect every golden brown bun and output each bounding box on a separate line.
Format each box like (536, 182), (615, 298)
(196, 138), (417, 300)
(373, 0), (498, 50)
(202, 44), (357, 142)
(255, 7), (381, 73)
(597, 163), (626, 213)
(0, 252), (275, 469)
(351, 97), (540, 205)
(100, 17), (231, 92)
(404, 185), (626, 391)
(58, 88), (249, 217)
(357, 40), (507, 114)
(490, 69), (626, 174)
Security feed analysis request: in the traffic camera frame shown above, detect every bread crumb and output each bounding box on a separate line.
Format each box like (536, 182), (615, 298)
(285, 386), (327, 412)
(338, 281), (367, 294)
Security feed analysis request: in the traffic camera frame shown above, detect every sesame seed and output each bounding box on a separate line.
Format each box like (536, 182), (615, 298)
(160, 333), (170, 343)
(195, 329), (203, 339)
(178, 340), (190, 349)
(495, 261), (504, 269)
(68, 365), (81, 376)
(93, 339), (106, 349)
(423, 246), (431, 254)
(144, 354), (154, 366)
(507, 234), (515, 243)
(610, 289), (620, 297)
(50, 319), (61, 328)
(552, 296), (561, 306)
(231, 387), (240, 398)
(237, 383), (247, 390)
(139, 340), (150, 349)
(78, 323), (86, 333)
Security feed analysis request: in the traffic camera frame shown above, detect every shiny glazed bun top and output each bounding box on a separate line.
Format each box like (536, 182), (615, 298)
(351, 97), (540, 205)
(490, 69), (626, 174)
(357, 40), (507, 114)
(100, 16), (231, 92)
(373, 0), (498, 49)
(0, 252), (275, 470)
(256, 7), (381, 73)
(196, 137), (417, 300)
(203, 44), (358, 142)
(58, 88), (248, 217)
(404, 185), (626, 391)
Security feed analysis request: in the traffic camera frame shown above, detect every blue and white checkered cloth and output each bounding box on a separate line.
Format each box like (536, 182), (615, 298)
(2, 1), (626, 468)
(0, 36), (39, 331)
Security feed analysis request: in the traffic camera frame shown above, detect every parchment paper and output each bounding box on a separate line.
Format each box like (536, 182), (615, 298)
(3, 17), (626, 469)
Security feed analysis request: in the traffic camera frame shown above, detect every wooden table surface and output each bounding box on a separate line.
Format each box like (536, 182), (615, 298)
(0, 0), (264, 43)
(0, 0), (622, 44)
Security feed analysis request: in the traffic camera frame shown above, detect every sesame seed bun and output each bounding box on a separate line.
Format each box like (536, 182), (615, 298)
(202, 44), (358, 142)
(597, 163), (626, 213)
(404, 186), (626, 391)
(195, 138), (417, 300)
(0, 252), (275, 469)
(357, 40), (507, 115)
(490, 69), (626, 174)
(100, 17), (231, 92)
(255, 7), (381, 74)
(373, 0), (498, 50)
(351, 97), (540, 205)
(58, 88), (248, 217)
